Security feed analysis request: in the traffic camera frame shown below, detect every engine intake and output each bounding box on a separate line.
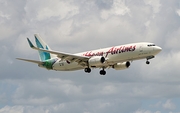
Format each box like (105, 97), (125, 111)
(112, 61), (130, 70)
(88, 56), (105, 67)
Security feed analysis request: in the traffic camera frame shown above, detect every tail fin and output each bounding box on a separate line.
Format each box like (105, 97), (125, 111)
(34, 34), (56, 61)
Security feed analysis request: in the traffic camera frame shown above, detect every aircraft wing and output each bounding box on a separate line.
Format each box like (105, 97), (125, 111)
(27, 38), (90, 66)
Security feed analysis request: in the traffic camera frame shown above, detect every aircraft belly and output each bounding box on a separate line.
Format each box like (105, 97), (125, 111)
(52, 61), (83, 71)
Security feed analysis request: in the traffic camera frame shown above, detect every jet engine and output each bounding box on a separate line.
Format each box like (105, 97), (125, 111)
(88, 56), (105, 67)
(112, 61), (130, 70)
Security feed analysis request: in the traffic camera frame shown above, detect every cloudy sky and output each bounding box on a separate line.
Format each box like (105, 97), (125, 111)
(0, 0), (180, 113)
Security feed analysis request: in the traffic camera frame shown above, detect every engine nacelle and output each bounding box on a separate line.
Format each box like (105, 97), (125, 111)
(88, 56), (105, 67)
(112, 61), (130, 70)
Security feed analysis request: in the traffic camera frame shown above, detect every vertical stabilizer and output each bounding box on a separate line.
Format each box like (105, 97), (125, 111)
(34, 34), (56, 61)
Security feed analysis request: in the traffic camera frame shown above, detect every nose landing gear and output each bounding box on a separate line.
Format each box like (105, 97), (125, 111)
(146, 56), (154, 64)
(146, 60), (150, 64)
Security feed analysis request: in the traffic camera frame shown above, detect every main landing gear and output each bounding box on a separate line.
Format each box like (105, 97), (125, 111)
(84, 68), (91, 73)
(84, 67), (106, 75)
(100, 69), (106, 75)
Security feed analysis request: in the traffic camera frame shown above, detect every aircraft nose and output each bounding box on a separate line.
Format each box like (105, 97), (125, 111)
(154, 46), (162, 53)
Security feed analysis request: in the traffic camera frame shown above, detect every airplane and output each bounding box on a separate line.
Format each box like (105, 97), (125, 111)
(17, 34), (162, 75)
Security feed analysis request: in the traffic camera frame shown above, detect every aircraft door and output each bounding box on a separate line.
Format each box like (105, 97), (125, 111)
(139, 45), (143, 52)
(138, 44), (144, 57)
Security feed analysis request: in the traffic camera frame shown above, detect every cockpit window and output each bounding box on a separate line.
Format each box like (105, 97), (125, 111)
(147, 44), (155, 47)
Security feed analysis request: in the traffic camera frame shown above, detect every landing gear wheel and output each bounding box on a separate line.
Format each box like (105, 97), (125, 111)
(100, 70), (106, 75)
(146, 60), (150, 64)
(84, 68), (91, 73)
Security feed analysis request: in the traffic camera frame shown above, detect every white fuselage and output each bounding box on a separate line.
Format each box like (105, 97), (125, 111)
(52, 42), (161, 71)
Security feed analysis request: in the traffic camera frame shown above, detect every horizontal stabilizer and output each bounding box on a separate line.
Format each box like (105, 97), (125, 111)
(16, 58), (43, 64)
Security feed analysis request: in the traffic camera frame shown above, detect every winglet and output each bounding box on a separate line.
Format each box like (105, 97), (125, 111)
(27, 38), (35, 48)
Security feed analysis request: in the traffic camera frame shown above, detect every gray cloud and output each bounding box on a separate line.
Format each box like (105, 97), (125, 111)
(0, 0), (180, 113)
